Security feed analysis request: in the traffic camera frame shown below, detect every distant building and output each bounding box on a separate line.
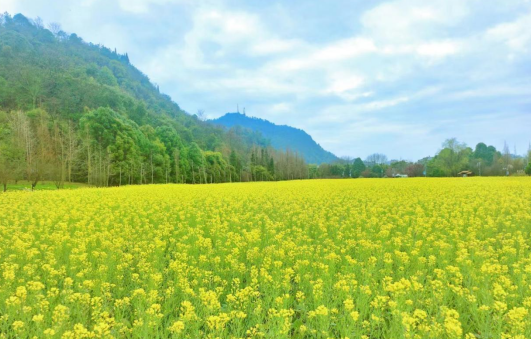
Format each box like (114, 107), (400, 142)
(394, 174), (408, 178)
(458, 170), (473, 177)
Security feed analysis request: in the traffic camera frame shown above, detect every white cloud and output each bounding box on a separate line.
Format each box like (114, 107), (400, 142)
(117, 0), (194, 13)
(187, 9), (262, 45)
(324, 73), (365, 99)
(271, 102), (291, 113)
(117, 0), (151, 13)
(446, 84), (531, 100)
(314, 38), (377, 61)
(361, 96), (410, 111)
(308, 96), (410, 125)
(250, 38), (303, 56)
(1, 0), (18, 13)
(269, 37), (377, 72)
(144, 8), (265, 79)
(361, 0), (469, 43)
(485, 13), (531, 53)
(416, 41), (459, 58)
(215, 75), (304, 95)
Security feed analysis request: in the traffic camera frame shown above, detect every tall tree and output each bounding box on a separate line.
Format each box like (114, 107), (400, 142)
(351, 158), (366, 178)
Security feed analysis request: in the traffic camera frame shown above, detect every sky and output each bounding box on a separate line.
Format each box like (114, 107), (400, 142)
(3, 0), (531, 160)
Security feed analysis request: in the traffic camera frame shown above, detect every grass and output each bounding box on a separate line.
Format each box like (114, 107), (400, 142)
(3, 180), (86, 191)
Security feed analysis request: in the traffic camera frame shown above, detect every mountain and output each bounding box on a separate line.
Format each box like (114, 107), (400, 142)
(212, 113), (338, 164)
(0, 13), (221, 144)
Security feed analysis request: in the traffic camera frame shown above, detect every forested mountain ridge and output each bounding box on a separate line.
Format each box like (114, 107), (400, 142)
(0, 12), (225, 147)
(0, 13), (308, 189)
(212, 113), (338, 164)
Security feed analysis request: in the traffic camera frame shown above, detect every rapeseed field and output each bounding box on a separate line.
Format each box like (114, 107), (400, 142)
(1, 178), (530, 338)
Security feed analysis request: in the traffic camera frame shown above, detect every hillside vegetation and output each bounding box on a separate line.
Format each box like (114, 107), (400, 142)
(0, 13), (307, 190)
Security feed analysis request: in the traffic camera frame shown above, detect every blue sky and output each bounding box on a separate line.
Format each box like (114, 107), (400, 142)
(4, 0), (531, 160)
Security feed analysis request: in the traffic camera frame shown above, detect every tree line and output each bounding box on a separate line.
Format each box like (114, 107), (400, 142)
(0, 107), (310, 191)
(312, 138), (531, 179)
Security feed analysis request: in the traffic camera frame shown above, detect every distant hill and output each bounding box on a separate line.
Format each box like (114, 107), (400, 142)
(212, 113), (338, 164)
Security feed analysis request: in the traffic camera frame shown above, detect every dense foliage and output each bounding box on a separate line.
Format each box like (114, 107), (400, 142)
(1, 178), (531, 338)
(0, 13), (307, 190)
(212, 113), (338, 165)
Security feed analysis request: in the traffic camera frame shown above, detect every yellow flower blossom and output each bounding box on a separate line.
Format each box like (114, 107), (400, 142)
(0, 178), (530, 338)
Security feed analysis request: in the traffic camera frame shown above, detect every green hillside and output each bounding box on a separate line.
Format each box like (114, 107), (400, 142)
(0, 13), (307, 189)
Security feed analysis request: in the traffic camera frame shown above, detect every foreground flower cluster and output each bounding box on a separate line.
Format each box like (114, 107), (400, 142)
(1, 178), (531, 338)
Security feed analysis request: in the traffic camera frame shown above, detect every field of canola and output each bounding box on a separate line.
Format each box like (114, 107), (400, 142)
(1, 178), (531, 339)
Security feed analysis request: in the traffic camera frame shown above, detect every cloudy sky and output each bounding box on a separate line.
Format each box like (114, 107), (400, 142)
(4, 0), (531, 160)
